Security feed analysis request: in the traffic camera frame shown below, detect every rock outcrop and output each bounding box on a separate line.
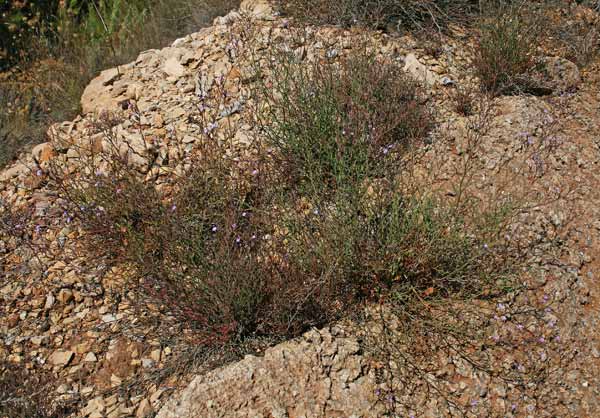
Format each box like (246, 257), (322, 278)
(158, 327), (382, 418)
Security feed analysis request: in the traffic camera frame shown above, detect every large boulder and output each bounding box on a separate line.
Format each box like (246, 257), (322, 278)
(157, 327), (382, 418)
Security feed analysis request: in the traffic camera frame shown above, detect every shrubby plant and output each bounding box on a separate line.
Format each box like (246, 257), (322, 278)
(49, 50), (523, 350)
(473, 3), (542, 95)
(260, 52), (430, 196)
(277, 0), (483, 31)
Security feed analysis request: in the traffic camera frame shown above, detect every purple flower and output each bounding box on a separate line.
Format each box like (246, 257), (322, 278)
(211, 225), (218, 233)
(516, 324), (524, 330)
(542, 294), (550, 302)
(511, 404), (517, 411)
(171, 204), (177, 212)
(36, 169), (43, 176)
(491, 334), (500, 342)
(242, 212), (248, 217)
(35, 225), (41, 234)
(251, 169), (259, 176)
(203, 122), (218, 134)
(374, 389), (381, 396)
(554, 335), (561, 342)
(251, 234), (257, 240)
(232, 223), (237, 229)
(538, 337), (545, 344)
(235, 236), (241, 244)
(470, 399), (478, 407)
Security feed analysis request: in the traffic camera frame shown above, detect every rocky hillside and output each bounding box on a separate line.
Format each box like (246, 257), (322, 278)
(2, 1), (600, 417)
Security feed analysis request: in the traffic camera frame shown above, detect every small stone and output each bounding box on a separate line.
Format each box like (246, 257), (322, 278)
(150, 388), (165, 404)
(82, 396), (106, 417)
(84, 352), (98, 362)
(57, 289), (73, 305)
(30, 335), (49, 346)
(31, 142), (56, 164)
(403, 53), (438, 86)
(102, 314), (117, 323)
(56, 384), (69, 394)
(141, 358), (154, 368)
(136, 399), (153, 418)
(150, 349), (162, 362)
(105, 394), (119, 407)
(163, 57), (185, 78)
(49, 350), (74, 367)
(81, 386), (95, 396)
(45, 293), (55, 309)
(110, 374), (123, 387)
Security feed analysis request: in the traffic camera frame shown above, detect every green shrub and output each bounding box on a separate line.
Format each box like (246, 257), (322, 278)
(277, 0), (483, 31)
(260, 52), (431, 196)
(48, 51), (516, 348)
(554, 14), (599, 67)
(473, 4), (541, 95)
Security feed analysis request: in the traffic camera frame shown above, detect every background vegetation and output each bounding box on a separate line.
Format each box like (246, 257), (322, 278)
(0, 0), (239, 168)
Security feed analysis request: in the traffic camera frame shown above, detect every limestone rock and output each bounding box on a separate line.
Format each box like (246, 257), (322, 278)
(536, 56), (582, 93)
(136, 399), (153, 418)
(81, 67), (124, 114)
(240, 0), (274, 20)
(403, 53), (438, 86)
(49, 350), (74, 367)
(84, 352), (98, 362)
(157, 328), (381, 418)
(31, 142), (56, 165)
(163, 57), (186, 78)
(57, 288), (73, 305)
